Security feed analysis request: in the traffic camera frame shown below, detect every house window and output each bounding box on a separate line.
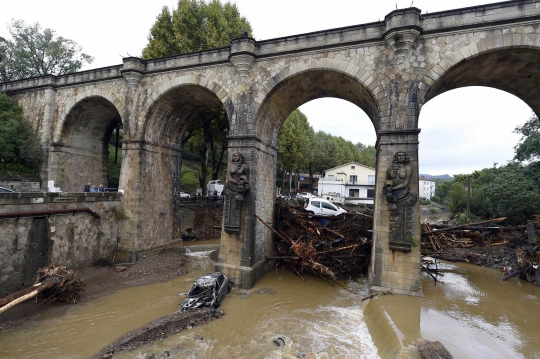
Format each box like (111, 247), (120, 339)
(367, 189), (375, 198)
(368, 175), (375, 185)
(349, 189), (359, 197)
(350, 175), (357, 184)
(351, 165), (355, 169)
(327, 175), (335, 180)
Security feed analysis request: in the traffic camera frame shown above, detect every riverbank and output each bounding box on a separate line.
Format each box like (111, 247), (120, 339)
(0, 250), (192, 331)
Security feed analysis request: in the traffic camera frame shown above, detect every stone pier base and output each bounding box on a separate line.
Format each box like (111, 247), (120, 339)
(215, 258), (274, 289)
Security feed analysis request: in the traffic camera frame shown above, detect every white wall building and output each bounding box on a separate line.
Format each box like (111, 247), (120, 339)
(419, 177), (436, 200)
(318, 162), (376, 207)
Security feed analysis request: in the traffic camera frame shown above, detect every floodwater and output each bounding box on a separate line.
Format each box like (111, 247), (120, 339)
(0, 257), (539, 359)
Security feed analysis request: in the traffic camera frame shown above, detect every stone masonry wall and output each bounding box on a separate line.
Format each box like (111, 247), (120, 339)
(0, 180), (41, 192)
(0, 192), (122, 296)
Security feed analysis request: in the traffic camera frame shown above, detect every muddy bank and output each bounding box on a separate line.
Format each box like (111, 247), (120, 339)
(93, 308), (224, 359)
(0, 251), (191, 330)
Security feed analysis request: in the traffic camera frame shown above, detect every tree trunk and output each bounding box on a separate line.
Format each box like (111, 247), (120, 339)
(0, 276), (62, 312)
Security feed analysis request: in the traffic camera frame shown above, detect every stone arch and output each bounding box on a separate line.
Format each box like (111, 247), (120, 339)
(137, 75), (231, 142)
(54, 89), (125, 143)
(253, 59), (380, 146)
(417, 37), (540, 126)
(131, 76), (231, 249)
(52, 94), (123, 192)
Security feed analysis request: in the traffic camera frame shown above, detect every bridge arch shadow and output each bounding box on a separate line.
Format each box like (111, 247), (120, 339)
(52, 96), (123, 192)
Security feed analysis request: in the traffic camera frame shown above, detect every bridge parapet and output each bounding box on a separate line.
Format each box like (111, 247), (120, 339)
(422, 0), (540, 33)
(0, 65), (123, 93)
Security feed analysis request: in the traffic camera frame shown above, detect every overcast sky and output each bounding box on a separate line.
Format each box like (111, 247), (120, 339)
(1, 0), (533, 176)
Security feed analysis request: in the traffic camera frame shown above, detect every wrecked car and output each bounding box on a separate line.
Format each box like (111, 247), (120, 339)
(179, 272), (230, 312)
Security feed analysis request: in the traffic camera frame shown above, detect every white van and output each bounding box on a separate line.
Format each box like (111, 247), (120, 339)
(304, 198), (347, 216)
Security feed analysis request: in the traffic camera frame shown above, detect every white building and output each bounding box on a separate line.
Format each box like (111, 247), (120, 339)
(419, 177), (436, 200)
(318, 162), (376, 207)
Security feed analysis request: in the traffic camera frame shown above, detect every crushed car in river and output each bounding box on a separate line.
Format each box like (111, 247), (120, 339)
(179, 272), (230, 312)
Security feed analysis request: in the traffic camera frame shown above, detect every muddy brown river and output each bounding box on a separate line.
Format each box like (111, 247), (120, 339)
(1, 256), (539, 358)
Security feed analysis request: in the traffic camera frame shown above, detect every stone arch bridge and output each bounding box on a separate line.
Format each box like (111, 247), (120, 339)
(2, 0), (539, 295)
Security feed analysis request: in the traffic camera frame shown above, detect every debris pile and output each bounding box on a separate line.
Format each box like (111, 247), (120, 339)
(421, 216), (539, 283)
(263, 198), (373, 281)
(0, 263), (85, 314)
(421, 217), (513, 253)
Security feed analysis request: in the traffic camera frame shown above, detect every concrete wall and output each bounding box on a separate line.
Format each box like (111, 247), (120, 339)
(0, 192), (122, 296)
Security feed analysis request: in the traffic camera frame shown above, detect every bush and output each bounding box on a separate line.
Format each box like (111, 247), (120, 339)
(431, 195), (441, 203)
(420, 199), (431, 205)
(181, 167), (200, 193)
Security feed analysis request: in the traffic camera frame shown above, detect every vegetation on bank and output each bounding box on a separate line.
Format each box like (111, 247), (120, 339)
(0, 93), (42, 177)
(431, 115), (540, 226)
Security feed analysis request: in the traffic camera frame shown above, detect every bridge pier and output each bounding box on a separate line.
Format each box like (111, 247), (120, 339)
(370, 129), (423, 297)
(215, 136), (276, 289)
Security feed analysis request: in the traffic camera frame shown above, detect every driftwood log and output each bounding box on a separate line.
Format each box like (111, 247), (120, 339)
(0, 264), (85, 314)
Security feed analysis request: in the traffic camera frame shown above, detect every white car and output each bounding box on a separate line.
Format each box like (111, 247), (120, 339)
(297, 192), (316, 199)
(180, 191), (190, 198)
(304, 198), (347, 216)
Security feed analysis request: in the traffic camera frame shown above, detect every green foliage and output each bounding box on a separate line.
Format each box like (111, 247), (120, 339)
(451, 211), (478, 225)
(278, 110), (313, 172)
(420, 199), (431, 205)
(447, 182), (467, 215)
(355, 142), (377, 168)
(448, 163), (540, 225)
(434, 180), (454, 204)
(0, 93), (42, 176)
(430, 195), (441, 203)
(182, 107), (228, 193)
(0, 20), (93, 82)
(514, 114), (540, 164)
(181, 166), (201, 193)
(107, 144), (122, 185)
(142, 0), (253, 59)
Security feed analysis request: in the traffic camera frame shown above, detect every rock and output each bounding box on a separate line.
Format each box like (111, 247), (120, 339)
(115, 266), (127, 273)
(253, 287), (276, 295)
(417, 341), (453, 359)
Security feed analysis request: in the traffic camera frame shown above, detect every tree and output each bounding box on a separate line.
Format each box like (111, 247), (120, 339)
(277, 110), (313, 192)
(514, 114), (540, 164)
(355, 142), (377, 168)
(0, 93), (42, 175)
(0, 20), (93, 82)
(142, 0), (253, 59)
(182, 107), (228, 194)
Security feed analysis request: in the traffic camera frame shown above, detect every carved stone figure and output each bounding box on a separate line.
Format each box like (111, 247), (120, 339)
(224, 152), (250, 234)
(384, 151), (418, 251)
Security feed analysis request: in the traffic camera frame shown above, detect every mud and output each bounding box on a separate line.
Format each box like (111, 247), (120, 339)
(93, 308), (224, 359)
(0, 250), (191, 331)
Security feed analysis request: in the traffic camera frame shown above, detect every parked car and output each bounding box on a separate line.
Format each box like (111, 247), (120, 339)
(178, 272), (230, 312)
(304, 198), (347, 216)
(297, 192), (316, 199)
(180, 191), (190, 198)
(0, 186), (14, 193)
